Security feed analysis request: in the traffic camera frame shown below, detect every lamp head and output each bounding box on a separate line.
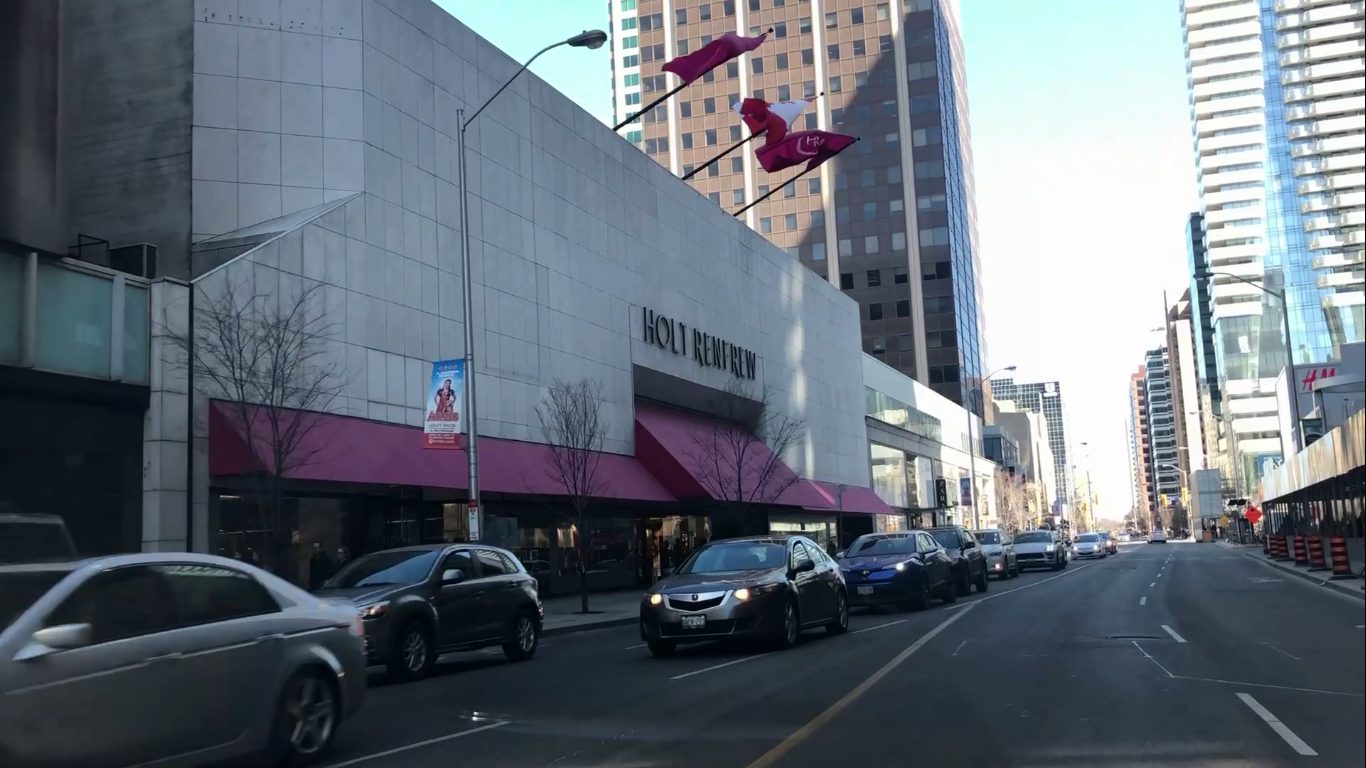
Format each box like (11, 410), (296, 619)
(567, 30), (608, 49)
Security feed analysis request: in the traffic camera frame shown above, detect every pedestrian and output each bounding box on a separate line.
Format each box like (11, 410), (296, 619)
(335, 545), (351, 570)
(307, 542), (336, 590)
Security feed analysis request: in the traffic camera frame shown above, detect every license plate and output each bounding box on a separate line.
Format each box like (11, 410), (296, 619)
(681, 614), (706, 629)
(857, 586), (874, 596)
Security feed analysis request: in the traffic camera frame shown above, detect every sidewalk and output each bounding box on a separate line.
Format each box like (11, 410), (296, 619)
(540, 588), (643, 636)
(1236, 545), (1366, 600)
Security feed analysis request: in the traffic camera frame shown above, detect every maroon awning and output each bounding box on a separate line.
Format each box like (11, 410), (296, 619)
(810, 482), (896, 515)
(632, 400), (833, 509)
(209, 401), (674, 502)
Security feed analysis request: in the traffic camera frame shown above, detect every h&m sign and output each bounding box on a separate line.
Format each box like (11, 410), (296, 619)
(641, 306), (757, 380)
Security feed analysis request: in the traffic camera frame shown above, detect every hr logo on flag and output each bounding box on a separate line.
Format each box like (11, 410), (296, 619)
(795, 134), (827, 156)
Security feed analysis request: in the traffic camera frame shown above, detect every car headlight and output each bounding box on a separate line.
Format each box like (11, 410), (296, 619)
(648, 593), (663, 606)
(359, 601), (389, 620)
(1044, 544), (1055, 552)
(734, 584), (782, 600)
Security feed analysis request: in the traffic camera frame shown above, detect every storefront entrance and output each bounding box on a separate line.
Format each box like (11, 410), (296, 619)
(636, 514), (711, 583)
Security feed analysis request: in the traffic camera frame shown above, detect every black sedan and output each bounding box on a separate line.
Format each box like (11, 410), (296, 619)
(838, 531), (956, 611)
(639, 535), (848, 657)
(926, 525), (991, 596)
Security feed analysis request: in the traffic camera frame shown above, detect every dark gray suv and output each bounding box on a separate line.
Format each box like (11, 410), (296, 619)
(315, 544), (542, 680)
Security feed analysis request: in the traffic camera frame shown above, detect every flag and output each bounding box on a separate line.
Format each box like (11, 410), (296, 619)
(733, 97), (814, 145)
(754, 130), (858, 173)
(663, 32), (768, 85)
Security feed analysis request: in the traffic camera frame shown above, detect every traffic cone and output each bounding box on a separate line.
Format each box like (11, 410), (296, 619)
(1328, 538), (1356, 580)
(1307, 537), (1328, 571)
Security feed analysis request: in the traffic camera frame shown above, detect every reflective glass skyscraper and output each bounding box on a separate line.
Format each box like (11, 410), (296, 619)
(1179, 0), (1365, 490)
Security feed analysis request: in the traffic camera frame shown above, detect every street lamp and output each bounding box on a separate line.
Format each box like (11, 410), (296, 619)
(1192, 270), (1305, 455)
(1079, 441), (1096, 529)
(456, 30), (606, 539)
(966, 364), (1016, 529)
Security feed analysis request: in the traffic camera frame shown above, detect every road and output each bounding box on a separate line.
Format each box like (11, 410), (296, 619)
(319, 542), (1365, 768)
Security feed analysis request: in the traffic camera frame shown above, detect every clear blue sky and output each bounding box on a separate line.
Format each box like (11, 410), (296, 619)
(441, 0), (1200, 520)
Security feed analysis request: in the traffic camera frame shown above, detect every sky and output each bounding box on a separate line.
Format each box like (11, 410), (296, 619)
(440, 0), (1200, 522)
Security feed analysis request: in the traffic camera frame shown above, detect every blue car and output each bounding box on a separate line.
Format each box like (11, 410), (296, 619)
(838, 531), (957, 611)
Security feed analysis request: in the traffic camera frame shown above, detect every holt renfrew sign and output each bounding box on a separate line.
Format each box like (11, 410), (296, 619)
(641, 306), (757, 380)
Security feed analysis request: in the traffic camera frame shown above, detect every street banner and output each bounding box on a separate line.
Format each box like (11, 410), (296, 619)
(424, 359), (464, 449)
(960, 476), (973, 507)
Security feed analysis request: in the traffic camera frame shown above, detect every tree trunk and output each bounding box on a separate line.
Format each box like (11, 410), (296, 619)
(577, 513), (591, 614)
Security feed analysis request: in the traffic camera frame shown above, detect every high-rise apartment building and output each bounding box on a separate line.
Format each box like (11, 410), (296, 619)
(608, 0), (989, 409)
(988, 377), (1071, 511)
(1179, 0), (1365, 489)
(1165, 289), (1206, 478)
(1143, 347), (1183, 524)
(1126, 369), (1154, 525)
(1185, 212), (1226, 470)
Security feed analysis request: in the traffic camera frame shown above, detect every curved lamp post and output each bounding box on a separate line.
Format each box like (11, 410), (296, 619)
(457, 30), (606, 539)
(966, 364), (1016, 529)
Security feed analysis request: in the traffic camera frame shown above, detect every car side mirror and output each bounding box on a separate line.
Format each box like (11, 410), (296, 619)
(15, 623), (92, 661)
(962, 541), (975, 550)
(834, 550), (846, 559)
(793, 559), (816, 574)
(441, 568), (466, 584)
(662, 566), (675, 577)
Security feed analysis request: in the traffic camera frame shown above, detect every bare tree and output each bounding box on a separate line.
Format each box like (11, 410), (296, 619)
(170, 277), (343, 579)
(537, 378), (609, 614)
(688, 380), (806, 537)
(993, 469), (1028, 536)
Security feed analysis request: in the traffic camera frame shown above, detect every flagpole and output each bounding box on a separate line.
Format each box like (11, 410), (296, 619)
(681, 91), (824, 182)
(612, 82), (687, 131)
(732, 136), (859, 218)
(681, 132), (763, 181)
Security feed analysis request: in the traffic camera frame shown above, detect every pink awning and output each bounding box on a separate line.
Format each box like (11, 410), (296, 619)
(633, 400), (833, 509)
(209, 402), (674, 502)
(810, 482), (897, 516)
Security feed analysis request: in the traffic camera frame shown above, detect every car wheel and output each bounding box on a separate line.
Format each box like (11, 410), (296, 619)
(267, 669), (339, 766)
(954, 568), (971, 596)
(647, 639), (677, 657)
(975, 564), (989, 593)
(388, 620), (434, 680)
(939, 576), (958, 604)
(773, 599), (801, 650)
(826, 591), (849, 635)
(502, 610), (539, 661)
(906, 575), (931, 611)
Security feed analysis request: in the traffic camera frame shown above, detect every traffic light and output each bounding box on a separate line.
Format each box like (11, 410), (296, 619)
(1180, 488), (1190, 506)
(1160, 493), (1169, 508)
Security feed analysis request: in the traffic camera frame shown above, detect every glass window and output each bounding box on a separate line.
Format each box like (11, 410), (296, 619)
(812, 242), (826, 261)
(829, 75), (843, 93)
(912, 127), (941, 146)
(893, 266), (908, 284)
(749, 0), (760, 10)
(161, 564), (279, 626)
(623, 54), (639, 68)
(825, 12), (837, 28)
(622, 35), (639, 49)
(776, 52), (789, 70)
(827, 43), (840, 60)
(705, 128), (717, 145)
(34, 261), (112, 379)
(330, 549), (441, 587)
(682, 542), (786, 573)
(810, 210), (824, 226)
(801, 48), (814, 66)
(887, 166), (902, 184)
(838, 239), (852, 256)
(624, 91), (641, 106)
(839, 272), (854, 289)
(620, 0), (636, 10)
(760, 217), (773, 234)
(732, 189), (745, 205)
(880, 35), (893, 53)
(784, 213), (798, 230)
(869, 303), (884, 321)
(877, 3), (890, 21)
(852, 7), (864, 23)
(727, 60), (739, 78)
(700, 3), (712, 20)
(890, 199), (904, 214)
(681, 133), (693, 149)
(791, 542), (813, 569)
(860, 169), (876, 187)
(730, 125), (742, 141)
(777, 84), (791, 101)
(731, 157), (743, 173)
(898, 333), (914, 351)
(752, 57), (764, 74)
(864, 235), (879, 252)
(46, 566), (178, 644)
(808, 178), (821, 194)
(852, 40), (866, 57)
(799, 17), (811, 33)
(774, 22), (788, 38)
(867, 269), (881, 287)
(896, 300), (910, 318)
(891, 232), (906, 250)
(914, 160), (944, 179)
(621, 17), (637, 31)
(1, 569), (66, 630)
(704, 98), (716, 114)
(675, 8), (688, 24)
(919, 226), (949, 246)
(870, 336), (886, 355)
(476, 549), (510, 576)
(862, 202), (877, 220)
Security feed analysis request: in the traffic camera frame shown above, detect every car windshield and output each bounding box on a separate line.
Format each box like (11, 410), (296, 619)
(845, 535), (916, 556)
(0, 571), (68, 630)
(1077, 534), (1100, 542)
(975, 531), (1001, 545)
(679, 543), (787, 574)
(0, 520), (77, 564)
(931, 530), (961, 549)
(1015, 532), (1054, 544)
(324, 550), (439, 588)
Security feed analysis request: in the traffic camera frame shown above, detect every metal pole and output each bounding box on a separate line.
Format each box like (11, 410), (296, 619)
(457, 109), (481, 539)
(1279, 289), (1305, 455)
(967, 388), (980, 530)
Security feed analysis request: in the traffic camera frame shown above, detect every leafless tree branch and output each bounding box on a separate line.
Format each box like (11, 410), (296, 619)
(687, 380), (806, 509)
(537, 378), (609, 613)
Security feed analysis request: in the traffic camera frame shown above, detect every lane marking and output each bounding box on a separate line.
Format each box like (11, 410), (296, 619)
(1132, 641), (1175, 678)
(1184, 676), (1363, 697)
(1236, 692), (1318, 756)
(625, 643), (647, 650)
(1139, 596), (1147, 606)
(1260, 642), (1301, 661)
(670, 652), (773, 681)
(852, 618), (908, 635)
(320, 721), (510, 768)
(1156, 572), (1163, 578)
(1161, 624), (1187, 643)
(744, 604), (977, 768)
(951, 640), (967, 656)
(975, 563), (1093, 603)
(1149, 582), (1157, 588)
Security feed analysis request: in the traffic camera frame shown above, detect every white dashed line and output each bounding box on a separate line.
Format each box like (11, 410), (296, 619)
(951, 640), (967, 656)
(1236, 692), (1318, 756)
(1149, 582), (1157, 588)
(1161, 624), (1187, 643)
(320, 721), (510, 768)
(625, 643), (647, 650)
(1139, 596), (1147, 606)
(670, 653), (774, 681)
(1260, 642), (1301, 661)
(852, 619), (909, 635)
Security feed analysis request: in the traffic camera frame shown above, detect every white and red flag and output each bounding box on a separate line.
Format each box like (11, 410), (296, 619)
(733, 97), (815, 145)
(754, 130), (858, 174)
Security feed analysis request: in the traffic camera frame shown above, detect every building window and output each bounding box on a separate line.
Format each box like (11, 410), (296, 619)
(777, 84), (791, 101)
(682, 133), (694, 149)
(803, 80), (817, 98)
(760, 217), (773, 234)
(801, 48), (814, 65)
(852, 7), (865, 23)
(732, 189), (745, 205)
(894, 266), (908, 284)
(825, 12), (837, 29)
(867, 269), (882, 287)
(861, 169), (876, 187)
(918, 226), (949, 246)
(620, 0), (636, 10)
(727, 61), (739, 78)
(752, 57), (764, 74)
(909, 95), (937, 113)
(912, 127), (941, 146)
(827, 43), (840, 60)
(784, 213), (798, 230)
(807, 178), (821, 194)
(871, 337), (887, 355)
(676, 8), (688, 24)
(731, 157), (743, 173)
(812, 242), (826, 261)
(869, 303), (884, 321)
(677, 39), (689, 55)
(840, 272), (854, 290)
(839, 239), (853, 257)
(799, 17), (811, 33)
(709, 191), (722, 204)
(879, 35), (893, 53)
(724, 0), (735, 15)
(810, 210), (824, 226)
(700, 3), (712, 20)
(908, 60), (935, 79)
(621, 17), (637, 30)
(862, 202), (877, 220)
(704, 97), (716, 114)
(914, 160), (944, 179)
(749, 0), (760, 10)
(896, 300), (910, 318)
(923, 260), (951, 280)
(776, 52), (789, 70)
(887, 166), (902, 184)
(730, 125), (742, 141)
(917, 193), (946, 211)
(774, 22), (788, 38)
(624, 92), (641, 105)
(624, 73), (640, 86)
(804, 113), (817, 129)
(680, 101), (693, 117)
(705, 128), (717, 145)
(882, 100), (897, 117)
(622, 35), (639, 49)
(864, 235), (879, 253)
(626, 129), (643, 144)
(852, 40), (866, 56)
(898, 333), (913, 351)
(890, 199), (903, 213)
(877, 3), (890, 21)
(891, 231), (906, 250)
(623, 54), (640, 67)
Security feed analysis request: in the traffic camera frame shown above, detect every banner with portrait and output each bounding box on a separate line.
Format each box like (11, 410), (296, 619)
(424, 359), (465, 449)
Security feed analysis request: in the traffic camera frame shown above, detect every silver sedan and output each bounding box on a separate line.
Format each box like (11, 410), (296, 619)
(0, 553), (366, 767)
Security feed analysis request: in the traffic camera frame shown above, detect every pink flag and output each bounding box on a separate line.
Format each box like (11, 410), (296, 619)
(663, 32), (768, 85)
(734, 97), (814, 145)
(754, 130), (858, 174)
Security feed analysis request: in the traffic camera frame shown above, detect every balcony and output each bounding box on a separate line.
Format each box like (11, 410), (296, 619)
(0, 250), (150, 383)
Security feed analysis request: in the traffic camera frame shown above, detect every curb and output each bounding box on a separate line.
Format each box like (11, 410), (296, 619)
(542, 615), (636, 638)
(1244, 551), (1365, 600)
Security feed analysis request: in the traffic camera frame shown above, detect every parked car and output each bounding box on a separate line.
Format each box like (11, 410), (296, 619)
(1097, 531), (1118, 554)
(0, 553), (365, 768)
(972, 528), (1018, 579)
(837, 531), (956, 610)
(0, 511), (77, 564)
(1072, 532), (1108, 559)
(315, 544), (543, 680)
(925, 526), (990, 595)
(639, 535), (847, 657)
(1014, 529), (1069, 571)
(1149, 528), (1169, 544)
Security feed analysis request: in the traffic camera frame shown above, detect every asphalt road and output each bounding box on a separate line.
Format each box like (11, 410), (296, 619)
(318, 542), (1365, 768)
